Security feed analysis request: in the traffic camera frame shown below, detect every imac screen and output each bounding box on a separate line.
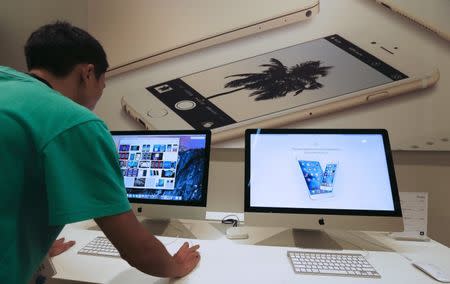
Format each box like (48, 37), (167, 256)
(245, 129), (402, 216)
(111, 130), (210, 206)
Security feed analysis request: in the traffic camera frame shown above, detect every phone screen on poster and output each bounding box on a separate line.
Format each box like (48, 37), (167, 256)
(147, 34), (407, 130)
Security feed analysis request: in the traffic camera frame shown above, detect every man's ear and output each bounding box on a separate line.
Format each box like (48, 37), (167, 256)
(86, 64), (95, 80)
(79, 64), (95, 83)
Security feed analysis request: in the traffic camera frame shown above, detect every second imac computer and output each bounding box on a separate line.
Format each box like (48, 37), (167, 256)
(111, 130), (211, 235)
(244, 129), (403, 250)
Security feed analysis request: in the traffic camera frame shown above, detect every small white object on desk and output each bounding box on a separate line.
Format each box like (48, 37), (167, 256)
(226, 226), (249, 239)
(412, 261), (450, 283)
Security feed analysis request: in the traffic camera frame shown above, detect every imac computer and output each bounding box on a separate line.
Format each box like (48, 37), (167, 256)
(244, 129), (403, 250)
(111, 130), (211, 236)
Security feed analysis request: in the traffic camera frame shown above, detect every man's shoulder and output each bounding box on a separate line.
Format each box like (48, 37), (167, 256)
(24, 89), (102, 141)
(0, 67), (106, 148)
(37, 104), (106, 150)
(0, 66), (26, 79)
(45, 91), (99, 122)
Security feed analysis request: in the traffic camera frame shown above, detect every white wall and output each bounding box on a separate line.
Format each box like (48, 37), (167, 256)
(0, 0), (87, 71)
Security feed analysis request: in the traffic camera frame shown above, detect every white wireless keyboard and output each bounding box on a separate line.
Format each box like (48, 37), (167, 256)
(78, 236), (120, 258)
(287, 250), (381, 278)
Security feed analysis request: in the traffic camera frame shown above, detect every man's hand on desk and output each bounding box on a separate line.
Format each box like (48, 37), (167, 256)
(48, 237), (76, 257)
(95, 210), (201, 278)
(173, 242), (201, 277)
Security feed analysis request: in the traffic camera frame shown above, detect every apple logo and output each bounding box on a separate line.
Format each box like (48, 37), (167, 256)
(318, 218), (325, 225)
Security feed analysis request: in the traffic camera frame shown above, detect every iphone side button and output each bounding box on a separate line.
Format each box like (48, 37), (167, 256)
(366, 91), (390, 101)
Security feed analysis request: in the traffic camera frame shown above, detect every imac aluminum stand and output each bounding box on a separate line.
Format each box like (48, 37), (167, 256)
(292, 229), (343, 250)
(140, 218), (197, 239)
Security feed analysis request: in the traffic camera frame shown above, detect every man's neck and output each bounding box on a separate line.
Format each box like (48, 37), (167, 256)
(28, 73), (53, 89)
(29, 69), (77, 102)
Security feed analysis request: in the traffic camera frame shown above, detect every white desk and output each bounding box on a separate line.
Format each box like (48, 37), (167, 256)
(49, 220), (450, 284)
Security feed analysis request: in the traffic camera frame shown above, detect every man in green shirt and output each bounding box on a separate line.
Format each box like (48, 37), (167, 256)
(0, 21), (200, 283)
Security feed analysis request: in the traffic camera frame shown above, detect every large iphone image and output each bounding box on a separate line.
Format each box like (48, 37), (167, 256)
(298, 160), (337, 199)
(121, 33), (438, 142)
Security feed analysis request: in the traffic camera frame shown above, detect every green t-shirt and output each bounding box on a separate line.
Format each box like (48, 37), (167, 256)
(0, 66), (131, 283)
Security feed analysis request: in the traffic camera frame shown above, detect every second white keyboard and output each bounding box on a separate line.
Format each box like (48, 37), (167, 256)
(287, 251), (381, 278)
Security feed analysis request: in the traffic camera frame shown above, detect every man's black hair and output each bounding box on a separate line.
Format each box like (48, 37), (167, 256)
(24, 21), (109, 79)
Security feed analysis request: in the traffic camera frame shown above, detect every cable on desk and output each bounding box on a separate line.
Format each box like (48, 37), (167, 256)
(221, 214), (240, 227)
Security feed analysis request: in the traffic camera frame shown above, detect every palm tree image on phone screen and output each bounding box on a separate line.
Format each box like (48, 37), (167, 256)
(205, 59), (333, 101)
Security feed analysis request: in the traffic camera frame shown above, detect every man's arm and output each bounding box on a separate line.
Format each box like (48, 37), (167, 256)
(95, 211), (200, 278)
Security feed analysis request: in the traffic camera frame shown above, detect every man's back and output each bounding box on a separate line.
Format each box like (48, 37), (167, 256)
(0, 66), (130, 283)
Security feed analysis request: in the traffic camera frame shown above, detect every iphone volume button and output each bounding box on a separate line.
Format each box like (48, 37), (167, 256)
(366, 91), (390, 101)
